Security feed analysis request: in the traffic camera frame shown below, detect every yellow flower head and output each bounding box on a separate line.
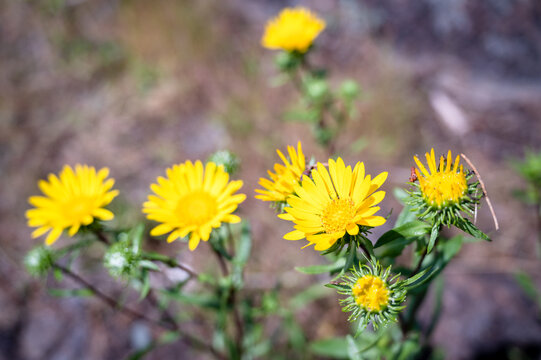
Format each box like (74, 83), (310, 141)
(352, 275), (389, 312)
(414, 149), (468, 209)
(143, 161), (246, 251)
(255, 142), (306, 203)
(26, 165), (118, 245)
(279, 158), (387, 251)
(262, 7), (326, 53)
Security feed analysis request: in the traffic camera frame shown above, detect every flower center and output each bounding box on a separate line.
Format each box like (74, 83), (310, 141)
(321, 198), (355, 234)
(420, 171), (468, 208)
(63, 196), (95, 224)
(352, 275), (389, 312)
(176, 191), (217, 226)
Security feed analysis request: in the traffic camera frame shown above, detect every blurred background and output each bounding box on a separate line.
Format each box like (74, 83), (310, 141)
(1, 0), (541, 359)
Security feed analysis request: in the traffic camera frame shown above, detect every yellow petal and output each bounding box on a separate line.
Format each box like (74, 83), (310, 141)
(284, 230), (305, 240)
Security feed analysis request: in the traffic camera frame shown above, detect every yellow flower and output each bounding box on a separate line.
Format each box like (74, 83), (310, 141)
(26, 165), (118, 245)
(279, 158), (387, 251)
(414, 149), (468, 208)
(262, 7), (326, 53)
(143, 161), (246, 251)
(352, 275), (389, 312)
(255, 142), (306, 203)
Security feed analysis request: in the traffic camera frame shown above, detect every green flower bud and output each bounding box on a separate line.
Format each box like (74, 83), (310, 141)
(275, 51), (301, 72)
(305, 78), (329, 100)
(104, 240), (139, 278)
(339, 79), (360, 100)
(208, 150), (240, 175)
(24, 246), (54, 277)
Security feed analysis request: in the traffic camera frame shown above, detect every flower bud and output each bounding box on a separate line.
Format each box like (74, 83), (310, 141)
(24, 246), (54, 277)
(339, 79), (360, 100)
(305, 78), (329, 100)
(208, 150), (240, 175)
(104, 240), (139, 278)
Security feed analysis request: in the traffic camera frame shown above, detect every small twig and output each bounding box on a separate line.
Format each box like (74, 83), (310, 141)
(53, 264), (225, 359)
(461, 153), (499, 230)
(211, 247), (229, 277)
(93, 230), (111, 245)
(53, 264), (167, 328)
(412, 248), (429, 277)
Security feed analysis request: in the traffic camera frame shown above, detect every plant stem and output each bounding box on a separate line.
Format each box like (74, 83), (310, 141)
(412, 247), (429, 276)
(142, 252), (199, 279)
(53, 264), (166, 328)
(211, 245), (244, 358)
(53, 264), (225, 360)
(93, 229), (110, 245)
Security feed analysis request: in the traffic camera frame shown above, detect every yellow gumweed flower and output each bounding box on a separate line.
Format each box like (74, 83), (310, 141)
(262, 7), (326, 53)
(353, 275), (389, 312)
(338, 259), (406, 331)
(279, 158), (387, 251)
(26, 165), (118, 245)
(414, 148), (468, 208)
(255, 142), (306, 203)
(143, 161), (246, 251)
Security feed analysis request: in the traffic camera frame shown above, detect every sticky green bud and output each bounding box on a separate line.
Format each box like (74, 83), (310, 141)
(275, 51), (301, 71)
(305, 78), (329, 100)
(104, 240), (139, 278)
(339, 80), (360, 100)
(208, 150), (240, 175)
(24, 246), (54, 277)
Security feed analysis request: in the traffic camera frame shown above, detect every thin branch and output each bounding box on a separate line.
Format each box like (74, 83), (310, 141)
(53, 264), (165, 327)
(93, 230), (111, 245)
(53, 264), (225, 360)
(461, 153), (499, 230)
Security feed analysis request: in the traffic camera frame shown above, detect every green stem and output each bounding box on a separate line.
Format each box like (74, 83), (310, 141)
(142, 252), (199, 278)
(53, 264), (225, 360)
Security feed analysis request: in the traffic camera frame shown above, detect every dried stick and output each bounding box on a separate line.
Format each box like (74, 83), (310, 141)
(461, 153), (499, 230)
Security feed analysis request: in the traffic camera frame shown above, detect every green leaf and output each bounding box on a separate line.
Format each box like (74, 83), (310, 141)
(285, 314), (306, 351)
(375, 221), (430, 248)
(234, 221), (251, 266)
(309, 337), (349, 359)
(138, 260), (160, 271)
(130, 223), (145, 255)
(455, 218), (490, 241)
(48, 288), (94, 298)
(402, 265), (439, 290)
(161, 290), (220, 309)
(427, 222), (440, 254)
(393, 188), (410, 205)
(289, 284), (332, 310)
(441, 235), (463, 262)
(324, 282), (349, 291)
(295, 257), (346, 275)
(346, 335), (362, 360)
(514, 271), (541, 309)
(426, 276), (444, 337)
(138, 270), (151, 300)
